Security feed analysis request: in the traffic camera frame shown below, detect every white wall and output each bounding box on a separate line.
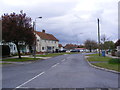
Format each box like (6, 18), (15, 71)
(36, 34), (59, 52)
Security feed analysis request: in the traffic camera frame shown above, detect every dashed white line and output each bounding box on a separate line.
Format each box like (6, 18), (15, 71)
(16, 71), (45, 88)
(51, 63), (59, 68)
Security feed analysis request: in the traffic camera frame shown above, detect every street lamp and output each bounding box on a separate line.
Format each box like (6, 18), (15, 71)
(33, 17), (42, 58)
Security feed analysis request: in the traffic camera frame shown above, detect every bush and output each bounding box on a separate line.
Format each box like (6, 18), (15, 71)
(2, 45), (10, 56)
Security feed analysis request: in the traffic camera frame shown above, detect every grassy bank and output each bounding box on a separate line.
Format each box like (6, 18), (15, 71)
(86, 54), (120, 72)
(2, 57), (40, 62)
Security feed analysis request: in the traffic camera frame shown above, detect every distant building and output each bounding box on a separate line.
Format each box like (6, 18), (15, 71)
(75, 48), (87, 52)
(64, 44), (78, 50)
(35, 30), (59, 52)
(59, 44), (64, 51)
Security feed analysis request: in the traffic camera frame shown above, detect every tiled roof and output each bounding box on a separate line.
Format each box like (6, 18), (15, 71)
(35, 31), (59, 41)
(59, 44), (63, 47)
(64, 44), (78, 49)
(115, 39), (120, 46)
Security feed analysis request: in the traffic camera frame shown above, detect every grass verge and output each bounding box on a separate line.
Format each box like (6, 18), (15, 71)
(2, 57), (40, 62)
(87, 56), (112, 62)
(86, 53), (120, 72)
(86, 53), (101, 56)
(92, 63), (119, 72)
(0, 63), (12, 64)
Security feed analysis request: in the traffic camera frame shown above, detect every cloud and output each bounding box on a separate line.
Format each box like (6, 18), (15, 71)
(0, 0), (119, 45)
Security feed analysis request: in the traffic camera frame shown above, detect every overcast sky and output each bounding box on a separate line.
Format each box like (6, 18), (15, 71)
(0, 0), (119, 45)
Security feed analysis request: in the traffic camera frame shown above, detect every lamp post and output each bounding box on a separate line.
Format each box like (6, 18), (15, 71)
(33, 17), (42, 58)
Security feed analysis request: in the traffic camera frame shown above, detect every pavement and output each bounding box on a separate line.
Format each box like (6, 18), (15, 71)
(106, 54), (119, 58)
(1, 53), (119, 88)
(2, 55), (51, 60)
(1, 55), (51, 64)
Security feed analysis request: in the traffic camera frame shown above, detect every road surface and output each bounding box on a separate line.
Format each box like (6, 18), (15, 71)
(2, 53), (119, 88)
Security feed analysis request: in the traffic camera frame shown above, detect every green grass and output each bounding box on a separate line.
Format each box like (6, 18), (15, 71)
(86, 53), (101, 56)
(2, 57), (40, 62)
(87, 53), (120, 72)
(87, 56), (111, 62)
(0, 63), (12, 64)
(36, 52), (79, 57)
(108, 58), (120, 64)
(92, 63), (120, 72)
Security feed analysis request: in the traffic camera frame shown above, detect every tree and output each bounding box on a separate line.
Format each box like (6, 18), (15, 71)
(84, 39), (98, 52)
(2, 11), (35, 58)
(101, 34), (109, 43)
(103, 41), (115, 50)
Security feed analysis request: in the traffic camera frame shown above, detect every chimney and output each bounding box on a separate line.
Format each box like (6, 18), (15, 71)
(42, 30), (45, 33)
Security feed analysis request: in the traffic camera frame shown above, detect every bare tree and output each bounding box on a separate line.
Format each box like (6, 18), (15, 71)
(84, 39), (98, 52)
(101, 34), (109, 44)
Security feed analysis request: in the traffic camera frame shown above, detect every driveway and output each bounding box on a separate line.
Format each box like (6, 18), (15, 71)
(2, 53), (119, 88)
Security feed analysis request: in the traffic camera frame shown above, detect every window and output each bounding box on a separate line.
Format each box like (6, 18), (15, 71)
(37, 39), (39, 42)
(14, 46), (16, 50)
(42, 47), (44, 50)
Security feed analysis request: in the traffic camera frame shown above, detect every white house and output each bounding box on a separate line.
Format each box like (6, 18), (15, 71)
(35, 30), (59, 52)
(1, 42), (30, 54)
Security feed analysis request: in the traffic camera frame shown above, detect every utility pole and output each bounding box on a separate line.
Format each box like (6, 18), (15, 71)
(97, 18), (101, 56)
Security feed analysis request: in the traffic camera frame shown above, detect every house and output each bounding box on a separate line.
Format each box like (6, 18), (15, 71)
(115, 39), (120, 57)
(35, 30), (59, 53)
(1, 42), (29, 55)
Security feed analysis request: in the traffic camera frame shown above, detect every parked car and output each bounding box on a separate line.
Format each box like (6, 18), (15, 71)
(70, 49), (80, 52)
(59, 49), (66, 52)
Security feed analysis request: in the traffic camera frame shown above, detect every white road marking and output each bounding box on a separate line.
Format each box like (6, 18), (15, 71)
(62, 59), (65, 62)
(16, 72), (45, 88)
(20, 87), (29, 88)
(51, 63), (59, 68)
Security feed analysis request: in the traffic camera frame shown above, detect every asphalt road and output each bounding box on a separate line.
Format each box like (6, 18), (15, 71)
(2, 53), (119, 88)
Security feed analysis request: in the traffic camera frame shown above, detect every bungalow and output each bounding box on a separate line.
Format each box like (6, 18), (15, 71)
(1, 42), (30, 55)
(35, 30), (59, 52)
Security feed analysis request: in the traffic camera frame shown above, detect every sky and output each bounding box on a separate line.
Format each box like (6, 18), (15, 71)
(0, 0), (119, 45)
